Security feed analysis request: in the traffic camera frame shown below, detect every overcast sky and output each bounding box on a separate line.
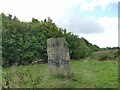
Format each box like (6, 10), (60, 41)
(0, 0), (118, 48)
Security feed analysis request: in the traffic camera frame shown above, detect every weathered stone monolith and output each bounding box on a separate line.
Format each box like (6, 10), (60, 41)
(47, 38), (71, 76)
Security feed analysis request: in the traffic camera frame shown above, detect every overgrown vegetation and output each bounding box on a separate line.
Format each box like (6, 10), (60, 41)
(2, 13), (100, 67)
(1, 13), (119, 88)
(90, 50), (119, 61)
(2, 59), (118, 88)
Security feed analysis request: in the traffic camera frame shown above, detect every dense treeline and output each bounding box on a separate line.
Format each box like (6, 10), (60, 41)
(102, 47), (120, 50)
(2, 13), (100, 67)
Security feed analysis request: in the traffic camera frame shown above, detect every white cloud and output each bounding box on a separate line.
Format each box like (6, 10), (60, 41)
(0, 0), (75, 21)
(62, 18), (70, 24)
(57, 17), (104, 34)
(78, 0), (119, 11)
(0, 0), (119, 21)
(0, 0), (118, 47)
(78, 17), (118, 48)
(118, 19), (120, 47)
(56, 6), (104, 34)
(97, 17), (118, 31)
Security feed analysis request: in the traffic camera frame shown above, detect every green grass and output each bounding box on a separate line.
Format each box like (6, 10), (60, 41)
(2, 59), (118, 88)
(0, 66), (2, 89)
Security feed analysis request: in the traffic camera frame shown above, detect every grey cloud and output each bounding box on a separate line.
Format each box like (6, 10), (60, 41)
(67, 19), (104, 34)
(55, 5), (104, 34)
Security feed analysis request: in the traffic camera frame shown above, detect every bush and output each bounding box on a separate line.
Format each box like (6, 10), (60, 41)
(2, 13), (100, 67)
(90, 50), (119, 61)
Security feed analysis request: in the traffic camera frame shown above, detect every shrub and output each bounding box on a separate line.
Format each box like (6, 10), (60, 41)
(90, 50), (119, 61)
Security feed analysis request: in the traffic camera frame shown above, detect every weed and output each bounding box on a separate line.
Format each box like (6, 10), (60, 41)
(2, 60), (118, 88)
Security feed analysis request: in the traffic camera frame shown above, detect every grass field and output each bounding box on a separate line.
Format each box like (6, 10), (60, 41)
(0, 66), (2, 89)
(2, 59), (118, 88)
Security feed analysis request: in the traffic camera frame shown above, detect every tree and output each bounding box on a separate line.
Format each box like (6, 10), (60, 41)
(32, 18), (39, 23)
(2, 13), (100, 67)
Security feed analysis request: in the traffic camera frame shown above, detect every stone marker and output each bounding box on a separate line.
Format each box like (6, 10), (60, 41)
(47, 38), (71, 76)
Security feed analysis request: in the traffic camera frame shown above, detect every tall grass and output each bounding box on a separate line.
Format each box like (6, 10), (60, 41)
(90, 50), (119, 61)
(0, 66), (2, 89)
(2, 59), (118, 88)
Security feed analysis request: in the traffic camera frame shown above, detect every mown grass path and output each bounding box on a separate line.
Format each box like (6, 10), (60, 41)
(71, 60), (118, 88)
